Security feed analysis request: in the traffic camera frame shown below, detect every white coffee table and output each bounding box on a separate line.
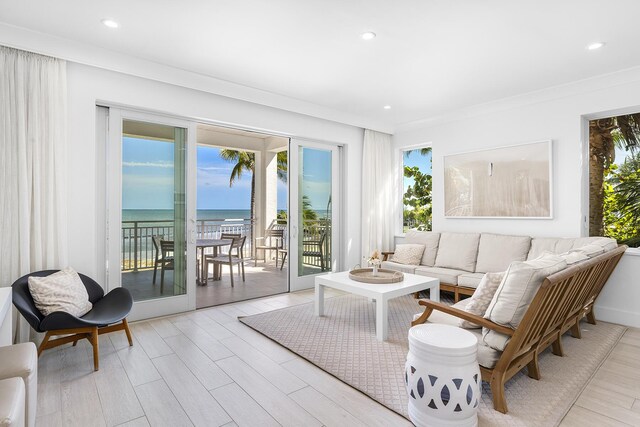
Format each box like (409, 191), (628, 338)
(314, 271), (439, 341)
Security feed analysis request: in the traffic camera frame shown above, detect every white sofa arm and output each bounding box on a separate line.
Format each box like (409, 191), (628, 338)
(0, 377), (25, 427)
(0, 343), (37, 427)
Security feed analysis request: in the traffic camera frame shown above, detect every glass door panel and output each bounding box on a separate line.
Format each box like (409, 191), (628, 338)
(289, 140), (340, 290)
(120, 120), (187, 301)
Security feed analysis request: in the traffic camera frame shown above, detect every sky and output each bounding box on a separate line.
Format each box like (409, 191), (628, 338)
(300, 147), (332, 211)
(122, 136), (331, 211)
(403, 148), (432, 192)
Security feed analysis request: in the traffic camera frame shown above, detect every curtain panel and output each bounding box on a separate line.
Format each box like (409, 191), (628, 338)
(0, 46), (68, 343)
(361, 129), (397, 259)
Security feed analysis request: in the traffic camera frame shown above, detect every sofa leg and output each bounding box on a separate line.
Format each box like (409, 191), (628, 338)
(586, 308), (597, 325)
(123, 318), (134, 346)
(490, 372), (508, 414)
(570, 320), (582, 339)
(551, 336), (564, 357)
(527, 353), (541, 380)
(454, 289), (460, 303)
(90, 327), (99, 371)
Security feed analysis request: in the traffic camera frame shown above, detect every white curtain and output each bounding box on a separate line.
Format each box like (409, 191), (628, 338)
(0, 46), (68, 343)
(361, 129), (397, 259)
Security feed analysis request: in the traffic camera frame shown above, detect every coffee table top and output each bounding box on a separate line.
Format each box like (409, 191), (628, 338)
(315, 270), (438, 299)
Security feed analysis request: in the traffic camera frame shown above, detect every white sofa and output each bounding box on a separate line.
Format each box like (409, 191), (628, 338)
(383, 231), (618, 300)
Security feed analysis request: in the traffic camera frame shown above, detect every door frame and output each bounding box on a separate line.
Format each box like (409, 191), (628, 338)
(288, 139), (341, 291)
(106, 108), (197, 321)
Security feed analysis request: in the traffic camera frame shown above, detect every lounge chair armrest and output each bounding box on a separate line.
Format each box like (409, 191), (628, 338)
(412, 300), (515, 336)
(382, 251), (394, 261)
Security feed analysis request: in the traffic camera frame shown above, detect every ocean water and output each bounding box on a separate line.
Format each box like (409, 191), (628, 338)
(123, 209), (253, 222)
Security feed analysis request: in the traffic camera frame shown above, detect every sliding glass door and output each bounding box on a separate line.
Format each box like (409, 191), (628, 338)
(107, 109), (196, 320)
(288, 139), (340, 290)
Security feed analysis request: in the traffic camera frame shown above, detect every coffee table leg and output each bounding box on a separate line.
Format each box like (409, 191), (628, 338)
(315, 283), (325, 316)
(431, 283), (440, 302)
(376, 298), (388, 341)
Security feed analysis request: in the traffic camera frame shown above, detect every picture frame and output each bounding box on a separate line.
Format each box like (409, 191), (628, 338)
(443, 140), (553, 219)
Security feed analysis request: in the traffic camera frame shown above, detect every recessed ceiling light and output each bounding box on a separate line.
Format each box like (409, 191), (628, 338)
(361, 32), (376, 40)
(383, 105), (391, 110)
(101, 19), (119, 29)
(587, 42), (605, 50)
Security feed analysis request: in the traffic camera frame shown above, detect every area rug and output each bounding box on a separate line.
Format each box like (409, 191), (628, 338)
(239, 294), (625, 426)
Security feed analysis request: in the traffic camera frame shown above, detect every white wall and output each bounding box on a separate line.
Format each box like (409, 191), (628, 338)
(67, 63), (363, 285)
(393, 67), (640, 327)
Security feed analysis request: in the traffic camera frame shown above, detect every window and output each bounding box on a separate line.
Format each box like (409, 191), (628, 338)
(589, 113), (640, 246)
(402, 146), (433, 232)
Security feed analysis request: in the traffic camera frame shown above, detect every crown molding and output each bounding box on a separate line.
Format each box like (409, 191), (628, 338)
(394, 65), (640, 133)
(0, 22), (394, 134)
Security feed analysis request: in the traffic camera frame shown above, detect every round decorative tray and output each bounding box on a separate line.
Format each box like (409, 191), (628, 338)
(349, 268), (404, 284)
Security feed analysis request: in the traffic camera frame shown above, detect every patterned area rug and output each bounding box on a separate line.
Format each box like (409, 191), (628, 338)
(239, 294), (626, 426)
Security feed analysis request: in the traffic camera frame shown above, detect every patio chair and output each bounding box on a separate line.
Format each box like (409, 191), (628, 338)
(302, 227), (327, 271)
(152, 236), (174, 292)
(206, 236), (246, 286)
(254, 228), (284, 266)
(12, 270), (134, 371)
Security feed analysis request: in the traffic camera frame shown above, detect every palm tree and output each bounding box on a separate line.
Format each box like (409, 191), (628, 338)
(589, 114), (640, 236)
(404, 147), (432, 157)
(219, 149), (289, 224)
(219, 149), (256, 222)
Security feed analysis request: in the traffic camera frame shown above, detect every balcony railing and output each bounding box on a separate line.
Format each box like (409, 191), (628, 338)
(121, 218), (331, 272)
(121, 218), (253, 272)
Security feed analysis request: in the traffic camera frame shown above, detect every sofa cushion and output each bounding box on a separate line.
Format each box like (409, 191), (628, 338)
(571, 236), (618, 252)
(557, 250), (589, 265)
(413, 299), (475, 328)
(391, 244), (425, 265)
(457, 273), (485, 288)
(461, 272), (506, 328)
(468, 329), (501, 369)
(381, 260), (417, 275)
(528, 236), (618, 259)
(572, 244), (603, 258)
(475, 233), (531, 273)
(414, 266), (468, 284)
(434, 232), (480, 272)
(404, 231), (441, 266)
(527, 238), (571, 259)
(483, 253), (567, 351)
(27, 268), (92, 317)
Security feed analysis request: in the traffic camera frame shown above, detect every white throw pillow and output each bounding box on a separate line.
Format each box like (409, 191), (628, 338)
(28, 268), (93, 317)
(574, 244), (604, 258)
(391, 244), (426, 265)
(555, 250), (589, 265)
(482, 253), (566, 351)
(404, 231), (441, 266)
(460, 271), (506, 328)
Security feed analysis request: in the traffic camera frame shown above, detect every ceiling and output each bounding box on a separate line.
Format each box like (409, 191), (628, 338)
(2, 0), (640, 131)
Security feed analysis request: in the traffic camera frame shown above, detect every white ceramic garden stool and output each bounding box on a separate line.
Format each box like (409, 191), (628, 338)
(405, 323), (481, 427)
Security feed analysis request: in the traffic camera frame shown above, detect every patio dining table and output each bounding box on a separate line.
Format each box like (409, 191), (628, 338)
(196, 238), (232, 285)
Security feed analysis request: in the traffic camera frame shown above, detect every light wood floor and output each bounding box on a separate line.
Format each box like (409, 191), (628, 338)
(34, 289), (639, 427)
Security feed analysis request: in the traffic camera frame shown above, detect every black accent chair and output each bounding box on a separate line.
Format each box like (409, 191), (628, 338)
(12, 270), (134, 371)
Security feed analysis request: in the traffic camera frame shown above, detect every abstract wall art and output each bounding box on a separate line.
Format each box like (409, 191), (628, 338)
(444, 140), (552, 218)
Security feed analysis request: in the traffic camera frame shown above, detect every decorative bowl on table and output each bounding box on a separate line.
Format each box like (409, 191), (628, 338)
(348, 268), (404, 284)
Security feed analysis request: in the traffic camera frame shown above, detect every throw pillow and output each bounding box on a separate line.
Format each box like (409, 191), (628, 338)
(555, 250), (589, 265)
(28, 268), (93, 317)
(391, 244), (425, 265)
(460, 271), (506, 328)
(482, 253), (567, 351)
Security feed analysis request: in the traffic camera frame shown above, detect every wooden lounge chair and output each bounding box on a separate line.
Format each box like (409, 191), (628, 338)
(412, 245), (626, 413)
